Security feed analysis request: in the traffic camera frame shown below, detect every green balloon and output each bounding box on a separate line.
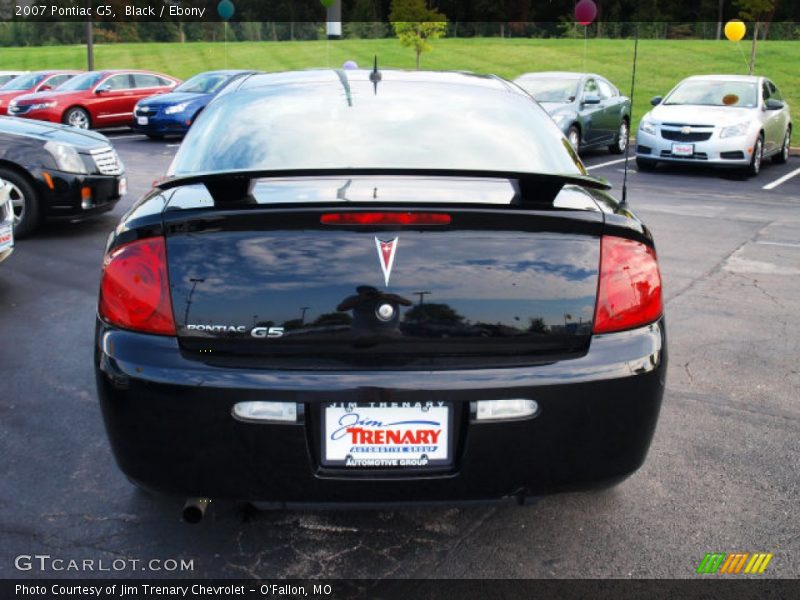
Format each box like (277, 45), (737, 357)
(217, 0), (235, 20)
(320, 0), (336, 8)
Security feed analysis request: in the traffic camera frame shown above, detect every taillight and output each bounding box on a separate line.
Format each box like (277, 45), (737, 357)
(593, 235), (663, 334)
(321, 212), (451, 226)
(98, 237), (176, 335)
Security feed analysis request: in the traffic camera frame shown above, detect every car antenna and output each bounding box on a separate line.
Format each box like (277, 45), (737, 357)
(620, 29), (639, 209)
(369, 55), (382, 95)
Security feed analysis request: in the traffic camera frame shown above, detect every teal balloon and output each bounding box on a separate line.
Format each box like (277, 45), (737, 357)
(217, 0), (235, 20)
(320, 0), (336, 7)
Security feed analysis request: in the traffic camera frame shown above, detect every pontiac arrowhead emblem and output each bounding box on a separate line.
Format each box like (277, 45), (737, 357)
(681, 126), (692, 135)
(375, 237), (398, 287)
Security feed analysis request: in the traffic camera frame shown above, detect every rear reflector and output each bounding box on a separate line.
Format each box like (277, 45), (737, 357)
(321, 212), (451, 226)
(232, 402), (298, 423)
(99, 237), (176, 336)
(473, 399), (539, 421)
(593, 236), (663, 334)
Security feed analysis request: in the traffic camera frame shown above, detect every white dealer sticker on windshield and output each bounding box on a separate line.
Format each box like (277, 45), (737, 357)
(323, 402), (450, 467)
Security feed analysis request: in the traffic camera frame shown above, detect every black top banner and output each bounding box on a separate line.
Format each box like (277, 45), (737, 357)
(4, 0), (800, 23)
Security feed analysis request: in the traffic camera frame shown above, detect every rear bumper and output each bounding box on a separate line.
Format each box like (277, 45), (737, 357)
(95, 319), (667, 504)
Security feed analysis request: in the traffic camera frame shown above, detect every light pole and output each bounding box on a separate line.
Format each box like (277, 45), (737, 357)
(184, 278), (205, 324)
(326, 0), (342, 40)
(413, 291), (431, 306)
(85, 1), (94, 71)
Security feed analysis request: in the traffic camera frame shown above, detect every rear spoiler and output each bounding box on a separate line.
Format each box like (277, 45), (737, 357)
(156, 168), (611, 206)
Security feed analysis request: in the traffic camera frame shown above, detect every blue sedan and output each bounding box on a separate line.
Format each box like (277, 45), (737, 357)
(132, 70), (257, 139)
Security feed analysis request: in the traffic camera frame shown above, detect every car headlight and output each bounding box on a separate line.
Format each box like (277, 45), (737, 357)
(719, 121), (751, 139)
(44, 141), (87, 174)
(30, 101), (57, 111)
(164, 102), (189, 115)
(640, 119), (657, 135)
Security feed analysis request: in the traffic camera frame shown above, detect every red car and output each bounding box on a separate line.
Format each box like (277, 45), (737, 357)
(8, 70), (179, 129)
(0, 71), (81, 116)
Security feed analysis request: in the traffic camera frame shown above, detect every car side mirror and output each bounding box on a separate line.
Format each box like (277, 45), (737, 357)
(650, 96), (663, 106)
(765, 98), (784, 110)
(582, 94), (601, 105)
(95, 85), (111, 95)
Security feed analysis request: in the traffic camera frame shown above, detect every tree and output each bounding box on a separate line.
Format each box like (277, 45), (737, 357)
(389, 0), (447, 69)
(404, 303), (463, 326)
(736, 0), (777, 74)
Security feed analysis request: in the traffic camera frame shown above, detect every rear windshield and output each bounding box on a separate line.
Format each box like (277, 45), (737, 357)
(169, 77), (582, 176)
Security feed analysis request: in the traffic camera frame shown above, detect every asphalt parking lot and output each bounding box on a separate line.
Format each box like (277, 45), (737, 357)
(1, 132), (799, 580)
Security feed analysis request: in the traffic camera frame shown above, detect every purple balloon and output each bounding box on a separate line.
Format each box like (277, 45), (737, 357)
(343, 60), (359, 70)
(575, 0), (597, 25)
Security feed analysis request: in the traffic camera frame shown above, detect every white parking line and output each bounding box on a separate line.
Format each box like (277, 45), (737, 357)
(756, 241), (800, 248)
(762, 166), (800, 190)
(586, 158), (629, 171)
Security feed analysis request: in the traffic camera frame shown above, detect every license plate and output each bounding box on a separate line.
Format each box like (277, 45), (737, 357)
(118, 177), (127, 196)
(671, 143), (694, 156)
(322, 402), (451, 468)
(137, 116), (148, 125)
(0, 224), (12, 252)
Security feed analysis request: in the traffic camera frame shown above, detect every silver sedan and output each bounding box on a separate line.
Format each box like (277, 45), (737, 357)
(636, 75), (792, 177)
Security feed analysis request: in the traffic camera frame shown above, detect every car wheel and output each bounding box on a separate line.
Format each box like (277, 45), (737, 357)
(63, 107), (91, 130)
(744, 134), (764, 178)
(0, 167), (40, 238)
(772, 128), (791, 165)
(567, 126), (581, 153)
(609, 119), (629, 154)
(635, 157), (657, 172)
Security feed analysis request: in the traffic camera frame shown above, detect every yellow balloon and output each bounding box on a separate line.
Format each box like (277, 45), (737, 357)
(724, 20), (746, 42)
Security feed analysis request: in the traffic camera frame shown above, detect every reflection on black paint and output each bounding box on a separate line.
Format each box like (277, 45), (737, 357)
(337, 285), (412, 332)
(169, 227), (599, 366)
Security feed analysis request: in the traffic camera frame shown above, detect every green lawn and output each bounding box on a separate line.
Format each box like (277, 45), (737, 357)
(1, 37), (797, 143)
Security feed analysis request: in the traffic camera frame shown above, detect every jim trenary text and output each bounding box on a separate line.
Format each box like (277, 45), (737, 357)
(15, 584), (334, 597)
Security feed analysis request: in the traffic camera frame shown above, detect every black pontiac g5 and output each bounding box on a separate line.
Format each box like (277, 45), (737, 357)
(94, 70), (666, 515)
